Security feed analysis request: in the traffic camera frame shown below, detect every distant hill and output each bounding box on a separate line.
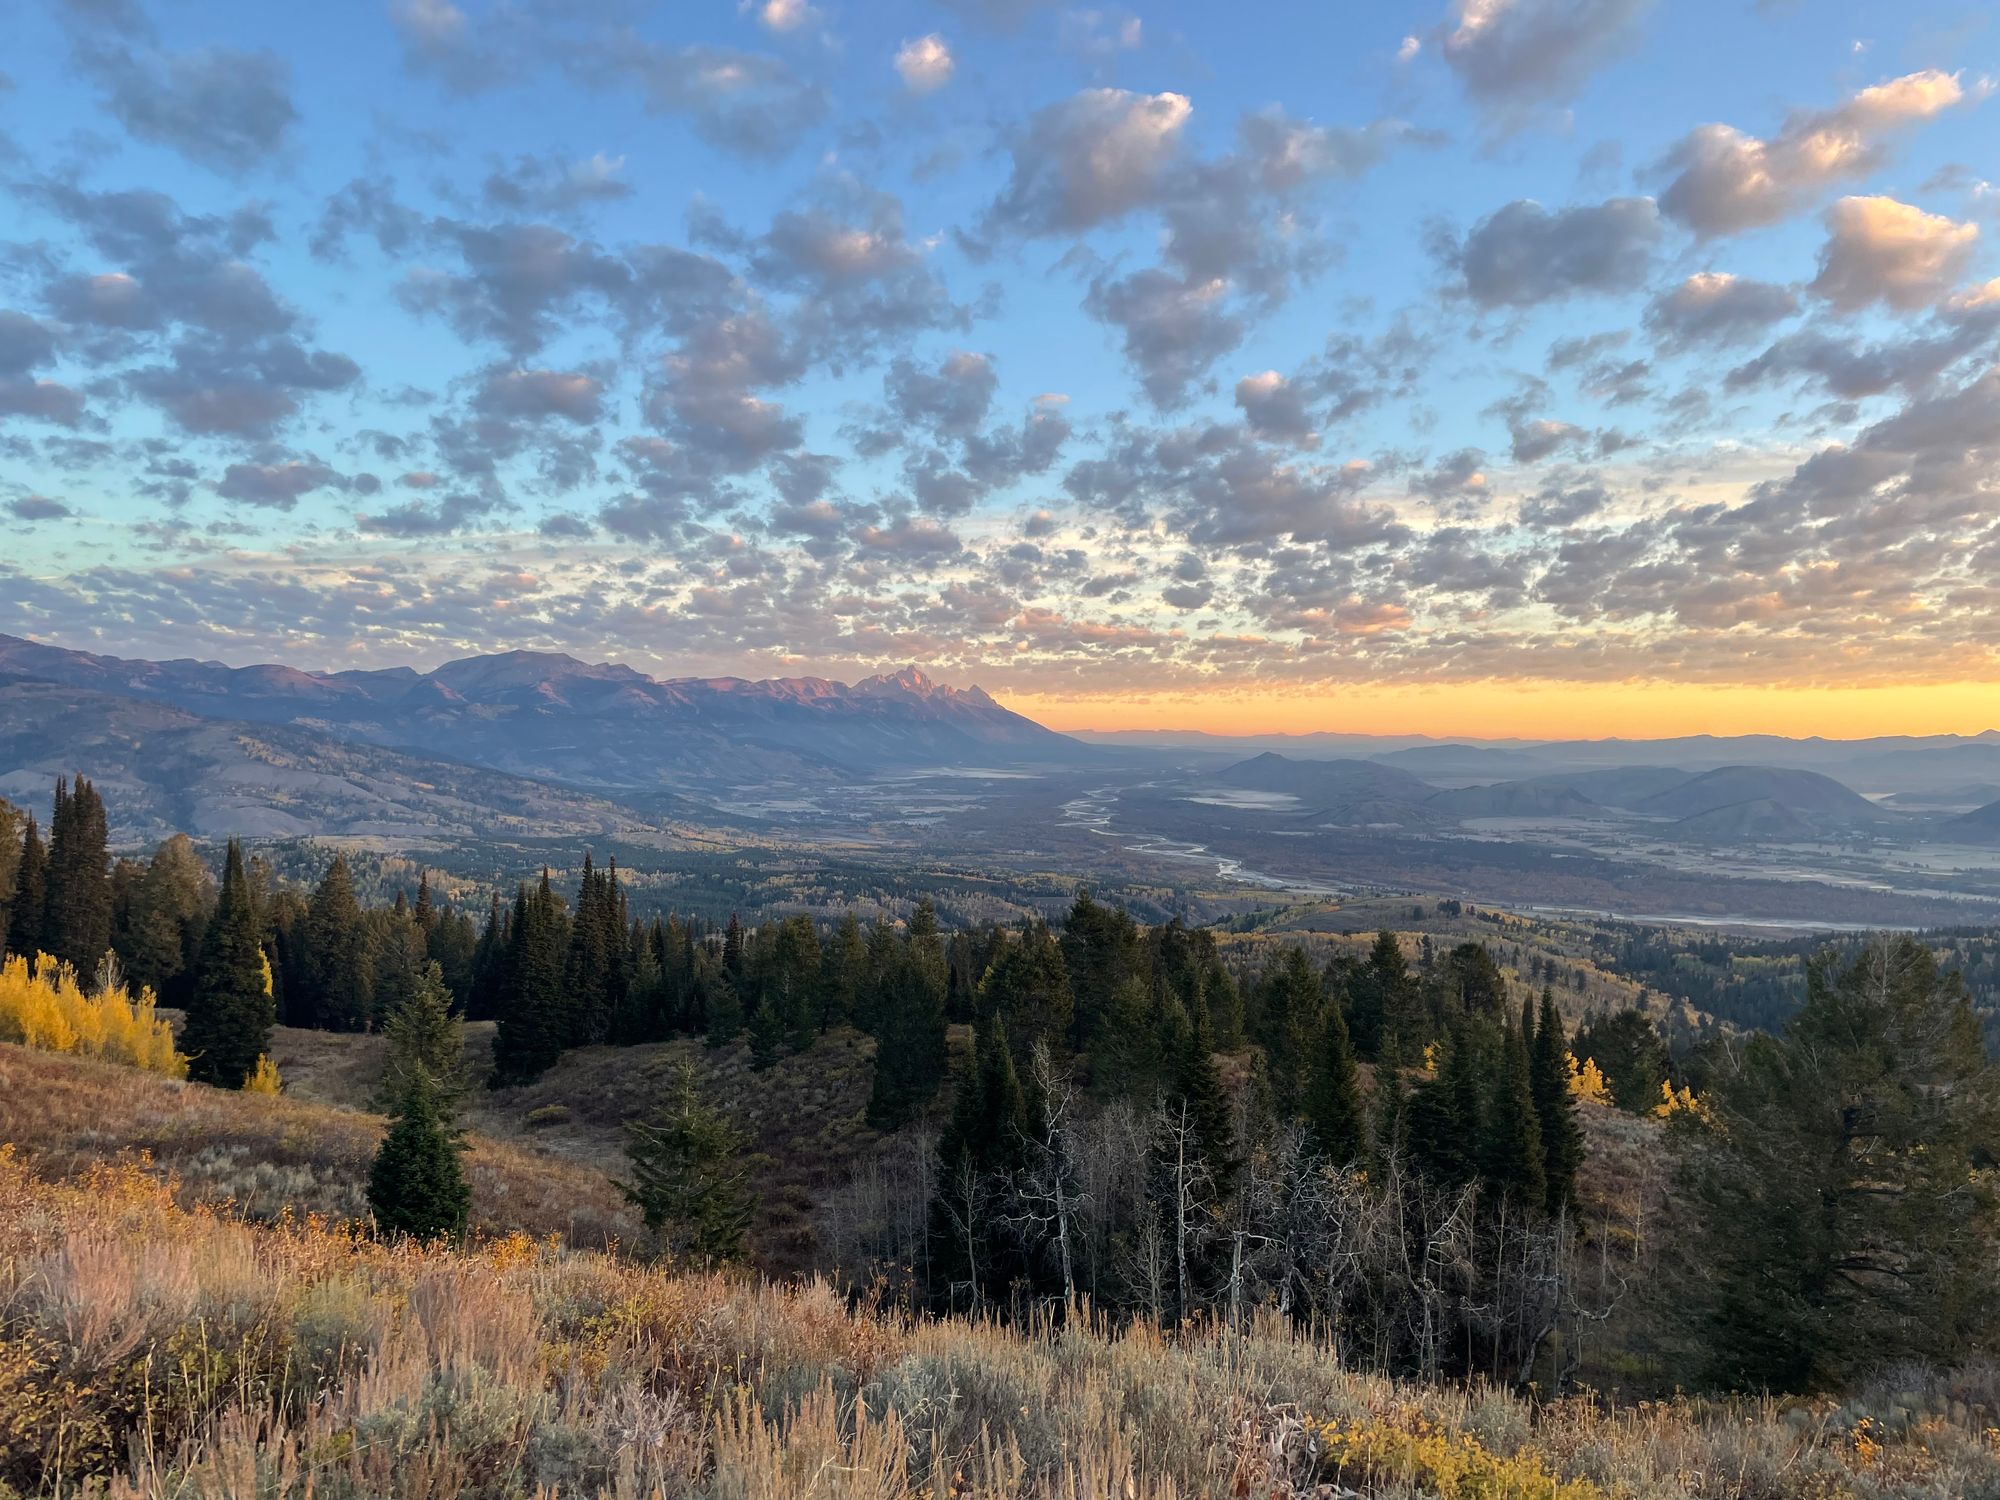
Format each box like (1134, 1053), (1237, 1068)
(1883, 783), (2000, 811)
(1213, 752), (1434, 801)
(1426, 781), (1601, 819)
(1671, 797), (1818, 842)
(0, 679), (650, 843)
(1210, 752), (1442, 827)
(1370, 744), (1546, 778)
(1634, 766), (1895, 834)
(0, 633), (1085, 794)
(1940, 797), (2000, 846)
(1523, 766), (1697, 809)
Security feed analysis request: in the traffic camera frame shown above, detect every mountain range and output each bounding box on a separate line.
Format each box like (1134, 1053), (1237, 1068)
(0, 634), (1083, 840)
(1202, 751), (2000, 844)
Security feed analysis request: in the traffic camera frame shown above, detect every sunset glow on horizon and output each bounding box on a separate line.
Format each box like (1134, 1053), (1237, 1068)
(1015, 680), (2000, 742)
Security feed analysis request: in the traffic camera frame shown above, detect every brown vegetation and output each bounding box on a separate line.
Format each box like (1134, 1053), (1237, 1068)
(5, 1132), (2000, 1499)
(0, 1042), (635, 1247)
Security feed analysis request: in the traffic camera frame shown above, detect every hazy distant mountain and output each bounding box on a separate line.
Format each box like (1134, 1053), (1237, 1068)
(1522, 767), (1698, 809)
(1426, 781), (1601, 819)
(1634, 766), (1894, 833)
(1213, 752), (1433, 801)
(1671, 798), (1819, 842)
(1210, 752), (1445, 826)
(1372, 745), (1547, 778)
(0, 634), (1083, 791)
(0, 680), (647, 843)
(1939, 798), (2000, 846)
(1884, 783), (2000, 812)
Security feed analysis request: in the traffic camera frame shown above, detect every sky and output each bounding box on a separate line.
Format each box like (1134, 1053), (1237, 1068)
(1, 0), (1998, 738)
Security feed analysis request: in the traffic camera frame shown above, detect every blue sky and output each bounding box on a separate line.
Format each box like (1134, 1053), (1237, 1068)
(2, 0), (1997, 731)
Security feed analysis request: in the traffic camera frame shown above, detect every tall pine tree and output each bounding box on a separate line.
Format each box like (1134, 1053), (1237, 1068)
(6, 816), (46, 961)
(490, 872), (571, 1084)
(1530, 986), (1583, 1213)
(41, 776), (111, 973)
(367, 1070), (470, 1242)
(1481, 1012), (1546, 1209)
(182, 840), (276, 1089)
(623, 1062), (756, 1262)
(304, 854), (372, 1031)
(1303, 992), (1365, 1166)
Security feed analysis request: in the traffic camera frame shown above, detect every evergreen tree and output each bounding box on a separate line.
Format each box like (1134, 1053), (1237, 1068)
(1371, 1034), (1411, 1168)
(1573, 1008), (1670, 1112)
(1530, 986), (1583, 1213)
(1349, 929), (1415, 1058)
(823, 910), (867, 1030)
(866, 919), (950, 1128)
(1481, 1013), (1546, 1208)
(490, 873), (570, 1084)
(722, 912), (744, 980)
(1303, 992), (1365, 1166)
(1060, 890), (1143, 1048)
(747, 989), (784, 1070)
(977, 920), (1074, 1067)
(1407, 1018), (1482, 1186)
(119, 834), (211, 1007)
(563, 852), (626, 1045)
(377, 958), (464, 1110)
(1168, 990), (1234, 1186)
(41, 775), (111, 973)
(704, 971), (746, 1048)
(1092, 973), (1167, 1101)
(930, 1009), (1029, 1302)
(466, 893), (508, 1021)
(1668, 937), (2000, 1391)
(7, 815), (46, 961)
(0, 800), (19, 959)
(1254, 946), (1322, 1117)
(622, 1062), (756, 1262)
(367, 1072), (470, 1242)
(304, 854), (372, 1031)
(182, 840), (276, 1089)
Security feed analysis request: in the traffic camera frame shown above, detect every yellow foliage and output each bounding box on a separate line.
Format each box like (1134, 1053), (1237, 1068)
(1316, 1414), (1607, 1500)
(0, 953), (185, 1077)
(258, 949), (274, 999)
(1421, 1041), (1439, 1074)
(1568, 1052), (1611, 1105)
(242, 1054), (282, 1095)
(1654, 1079), (1708, 1120)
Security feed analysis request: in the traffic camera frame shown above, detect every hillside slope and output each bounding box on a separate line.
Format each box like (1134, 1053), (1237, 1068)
(272, 1020), (887, 1275)
(1635, 765), (1894, 831)
(0, 1040), (635, 1244)
(2, 1056), (1984, 1500)
(0, 678), (653, 842)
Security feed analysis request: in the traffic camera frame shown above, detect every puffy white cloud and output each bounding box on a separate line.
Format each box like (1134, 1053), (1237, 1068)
(894, 34), (955, 93)
(1809, 196), (1978, 313)
(985, 88), (1192, 234)
(1660, 70), (1968, 237)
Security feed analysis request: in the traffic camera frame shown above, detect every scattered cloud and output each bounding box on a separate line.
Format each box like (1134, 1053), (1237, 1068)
(895, 34), (956, 93)
(1660, 70), (1970, 237)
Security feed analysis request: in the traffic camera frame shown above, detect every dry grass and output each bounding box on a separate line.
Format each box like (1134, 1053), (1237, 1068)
(0, 1042), (637, 1248)
(274, 1022), (883, 1275)
(3, 1143), (1998, 1500)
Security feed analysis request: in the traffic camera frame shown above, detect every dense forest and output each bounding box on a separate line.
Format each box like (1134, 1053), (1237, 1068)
(4, 777), (1999, 1399)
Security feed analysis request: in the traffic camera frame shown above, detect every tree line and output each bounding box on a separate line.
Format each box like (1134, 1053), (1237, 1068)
(4, 781), (1996, 1395)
